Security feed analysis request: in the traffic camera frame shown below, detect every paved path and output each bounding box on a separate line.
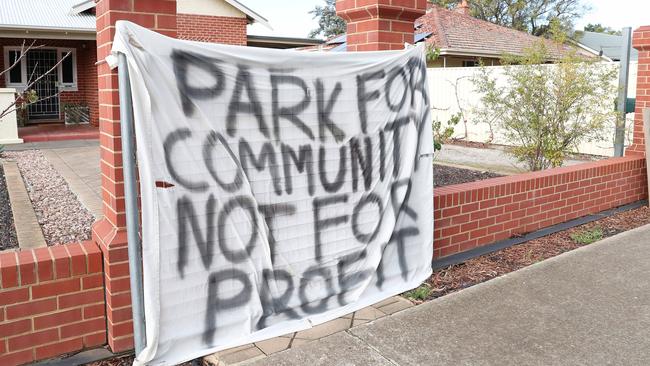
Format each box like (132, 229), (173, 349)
(436, 144), (596, 174)
(251, 224), (650, 366)
(7, 140), (102, 218)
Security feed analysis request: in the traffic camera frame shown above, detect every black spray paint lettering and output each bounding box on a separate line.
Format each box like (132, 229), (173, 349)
(256, 269), (300, 330)
(299, 266), (336, 314)
(217, 195), (260, 263)
(312, 194), (349, 262)
(171, 50), (225, 117)
(350, 136), (373, 192)
(315, 79), (345, 143)
(281, 143), (315, 196)
(318, 145), (347, 194)
(176, 194), (217, 277)
(203, 269), (252, 346)
(337, 249), (372, 306)
(203, 130), (244, 193)
(258, 203), (297, 265)
(239, 139), (283, 196)
(163, 128), (209, 192)
(356, 70), (385, 134)
(271, 74), (314, 141)
(227, 64), (270, 138)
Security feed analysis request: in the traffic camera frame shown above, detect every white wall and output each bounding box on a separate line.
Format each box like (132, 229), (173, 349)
(0, 88), (23, 145)
(427, 62), (638, 157)
(177, 0), (245, 17)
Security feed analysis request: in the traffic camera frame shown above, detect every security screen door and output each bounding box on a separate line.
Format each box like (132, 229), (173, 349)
(26, 49), (60, 121)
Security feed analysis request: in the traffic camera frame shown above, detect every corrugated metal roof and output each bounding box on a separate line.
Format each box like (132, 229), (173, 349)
(577, 31), (639, 62)
(0, 0), (95, 32)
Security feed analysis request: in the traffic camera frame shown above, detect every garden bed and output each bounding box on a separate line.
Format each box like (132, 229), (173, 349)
(4, 150), (94, 246)
(0, 163), (19, 250)
(433, 164), (501, 187)
(405, 205), (650, 303)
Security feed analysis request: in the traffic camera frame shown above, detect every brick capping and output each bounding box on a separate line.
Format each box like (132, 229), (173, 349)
(433, 156), (648, 258)
(0, 241), (106, 366)
(336, 0), (427, 51)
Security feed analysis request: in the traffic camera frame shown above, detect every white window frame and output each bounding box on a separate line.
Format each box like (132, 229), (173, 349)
(57, 48), (78, 92)
(3, 46), (28, 91)
(2, 46), (78, 92)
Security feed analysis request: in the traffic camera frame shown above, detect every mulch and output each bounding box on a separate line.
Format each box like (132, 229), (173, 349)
(84, 354), (196, 366)
(0, 163), (19, 251)
(413, 205), (650, 303)
(434, 164), (501, 187)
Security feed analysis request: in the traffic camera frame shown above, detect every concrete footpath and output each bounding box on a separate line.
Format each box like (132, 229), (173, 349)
(252, 224), (650, 366)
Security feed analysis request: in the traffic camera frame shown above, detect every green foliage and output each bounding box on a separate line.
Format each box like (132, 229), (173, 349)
(433, 113), (460, 152)
(570, 226), (603, 245)
(404, 285), (431, 301)
(427, 0), (586, 37)
(426, 45), (441, 63)
(0, 144), (5, 157)
(583, 23), (621, 35)
(472, 41), (617, 171)
(309, 0), (347, 39)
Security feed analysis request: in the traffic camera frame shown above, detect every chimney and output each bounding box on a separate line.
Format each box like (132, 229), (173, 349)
(456, 0), (470, 16)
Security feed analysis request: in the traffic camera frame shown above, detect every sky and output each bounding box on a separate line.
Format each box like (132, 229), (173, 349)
(244, 0), (650, 39)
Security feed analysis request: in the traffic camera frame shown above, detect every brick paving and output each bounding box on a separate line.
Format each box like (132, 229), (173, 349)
(203, 297), (414, 365)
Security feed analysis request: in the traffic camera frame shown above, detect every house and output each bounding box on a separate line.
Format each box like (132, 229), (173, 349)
(325, 1), (599, 67)
(0, 0), (272, 129)
(574, 30), (639, 62)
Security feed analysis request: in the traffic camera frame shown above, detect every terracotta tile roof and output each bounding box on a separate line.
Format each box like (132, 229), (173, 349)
(416, 5), (594, 59)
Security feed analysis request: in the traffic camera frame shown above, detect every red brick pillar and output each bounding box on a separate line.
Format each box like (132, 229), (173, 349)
(93, 0), (177, 353)
(336, 0), (427, 51)
(627, 26), (650, 156)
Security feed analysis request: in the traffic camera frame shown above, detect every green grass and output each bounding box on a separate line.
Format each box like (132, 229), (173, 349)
(404, 285), (431, 301)
(570, 226), (603, 245)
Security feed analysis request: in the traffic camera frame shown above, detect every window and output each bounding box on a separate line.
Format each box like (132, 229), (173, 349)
(462, 60), (479, 67)
(57, 49), (77, 91)
(3, 47), (77, 91)
(3, 48), (27, 89)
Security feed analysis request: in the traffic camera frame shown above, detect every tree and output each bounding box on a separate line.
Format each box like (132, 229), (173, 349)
(583, 23), (621, 35)
(472, 41), (617, 171)
(428, 0), (586, 37)
(309, 0), (347, 39)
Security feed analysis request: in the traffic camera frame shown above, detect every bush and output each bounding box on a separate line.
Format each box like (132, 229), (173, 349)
(473, 41), (617, 171)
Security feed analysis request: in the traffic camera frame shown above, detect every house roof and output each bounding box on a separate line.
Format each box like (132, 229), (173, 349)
(575, 31), (638, 61)
(416, 5), (596, 59)
(0, 0), (270, 35)
(0, 0), (95, 33)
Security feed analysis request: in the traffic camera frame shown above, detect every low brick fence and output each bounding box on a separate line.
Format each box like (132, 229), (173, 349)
(0, 157), (647, 366)
(433, 156), (648, 258)
(0, 241), (106, 365)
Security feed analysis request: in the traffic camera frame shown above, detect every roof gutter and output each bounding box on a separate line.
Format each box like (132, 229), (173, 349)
(0, 25), (96, 40)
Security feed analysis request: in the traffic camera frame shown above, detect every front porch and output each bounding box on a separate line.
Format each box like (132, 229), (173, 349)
(1, 37), (98, 129)
(18, 123), (98, 143)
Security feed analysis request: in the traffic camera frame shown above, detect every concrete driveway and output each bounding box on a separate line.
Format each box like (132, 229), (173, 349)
(252, 224), (650, 366)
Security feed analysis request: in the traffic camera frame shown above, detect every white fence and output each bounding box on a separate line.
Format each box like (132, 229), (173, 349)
(427, 62), (638, 157)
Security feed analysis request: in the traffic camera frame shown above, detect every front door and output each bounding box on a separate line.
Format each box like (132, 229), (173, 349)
(26, 49), (60, 122)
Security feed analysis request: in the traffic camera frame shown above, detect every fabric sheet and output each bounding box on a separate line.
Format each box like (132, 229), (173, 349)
(110, 21), (434, 366)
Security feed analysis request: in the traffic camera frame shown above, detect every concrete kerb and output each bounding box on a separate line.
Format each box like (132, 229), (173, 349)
(1, 160), (47, 250)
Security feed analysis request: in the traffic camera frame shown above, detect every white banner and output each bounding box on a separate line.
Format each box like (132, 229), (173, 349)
(111, 21), (433, 366)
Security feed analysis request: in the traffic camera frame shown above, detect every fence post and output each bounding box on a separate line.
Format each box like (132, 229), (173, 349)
(93, 0), (177, 353)
(626, 26), (650, 156)
(336, 0), (427, 51)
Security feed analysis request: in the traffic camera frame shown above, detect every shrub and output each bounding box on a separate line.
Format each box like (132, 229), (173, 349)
(473, 41), (617, 171)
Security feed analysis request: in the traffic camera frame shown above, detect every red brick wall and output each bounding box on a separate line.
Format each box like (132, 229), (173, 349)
(0, 39), (98, 126)
(433, 157), (648, 258)
(178, 14), (247, 45)
(628, 26), (650, 156)
(0, 242), (106, 366)
(336, 0), (427, 51)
